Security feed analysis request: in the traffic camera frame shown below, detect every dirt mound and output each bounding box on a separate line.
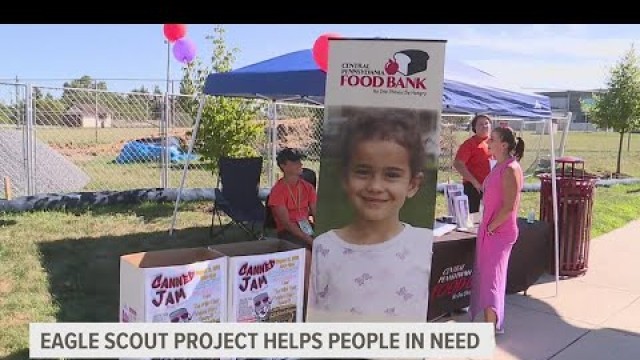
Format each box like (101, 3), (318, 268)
(49, 142), (122, 159)
(48, 129), (192, 161)
(276, 117), (317, 151)
(0, 130), (90, 196)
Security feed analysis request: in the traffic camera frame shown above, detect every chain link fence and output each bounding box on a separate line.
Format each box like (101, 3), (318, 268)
(0, 82), (30, 199)
(0, 83), (326, 199)
(29, 86), (211, 193)
(0, 82), (572, 200)
(265, 102), (324, 184)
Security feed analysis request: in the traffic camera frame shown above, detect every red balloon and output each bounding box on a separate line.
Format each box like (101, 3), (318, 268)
(312, 32), (342, 72)
(163, 24), (187, 43)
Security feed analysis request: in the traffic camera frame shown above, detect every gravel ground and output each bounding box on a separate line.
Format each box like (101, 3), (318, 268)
(0, 130), (89, 198)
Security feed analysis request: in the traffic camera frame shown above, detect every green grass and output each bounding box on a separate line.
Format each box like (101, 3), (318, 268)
(35, 127), (163, 146)
(79, 156), (218, 190)
(438, 130), (640, 183)
(433, 183), (640, 238)
(76, 157), (321, 192)
(26, 128), (640, 192)
(2, 126), (640, 357)
(26, 127), (283, 192)
(2, 184), (640, 358)
(590, 183), (640, 237)
(0, 202), (257, 358)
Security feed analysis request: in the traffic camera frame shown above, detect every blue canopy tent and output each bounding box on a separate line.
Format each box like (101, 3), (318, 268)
(200, 48), (553, 188)
(171, 47), (561, 296)
(203, 49), (551, 119)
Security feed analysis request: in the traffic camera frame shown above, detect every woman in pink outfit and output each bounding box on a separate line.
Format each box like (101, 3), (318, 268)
(470, 126), (525, 334)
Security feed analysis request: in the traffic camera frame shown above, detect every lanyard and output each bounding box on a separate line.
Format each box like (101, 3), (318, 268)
(286, 181), (301, 211)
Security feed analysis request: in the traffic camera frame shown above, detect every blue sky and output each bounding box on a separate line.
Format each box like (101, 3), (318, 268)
(1, 24), (639, 94)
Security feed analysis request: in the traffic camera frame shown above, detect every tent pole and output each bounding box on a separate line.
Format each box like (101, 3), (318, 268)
(169, 95), (206, 236)
(266, 102), (272, 186)
(548, 117), (560, 296)
(559, 112), (572, 157)
(270, 100), (278, 187)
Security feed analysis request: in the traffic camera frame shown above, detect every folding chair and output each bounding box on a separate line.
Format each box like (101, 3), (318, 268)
(301, 167), (317, 189)
(210, 156), (266, 241)
(262, 194), (278, 237)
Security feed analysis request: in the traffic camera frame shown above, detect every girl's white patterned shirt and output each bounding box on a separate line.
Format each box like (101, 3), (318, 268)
(308, 223), (434, 321)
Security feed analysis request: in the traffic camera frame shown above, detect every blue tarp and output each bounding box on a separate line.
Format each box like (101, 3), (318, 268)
(116, 138), (198, 164)
(204, 49), (551, 119)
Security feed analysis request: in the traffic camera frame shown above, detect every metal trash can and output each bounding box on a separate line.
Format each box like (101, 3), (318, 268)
(539, 156), (597, 276)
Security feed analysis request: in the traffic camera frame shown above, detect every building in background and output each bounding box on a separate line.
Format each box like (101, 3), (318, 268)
(535, 89), (605, 131)
(63, 104), (113, 128)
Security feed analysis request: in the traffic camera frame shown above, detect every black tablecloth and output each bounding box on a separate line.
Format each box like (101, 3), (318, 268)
(427, 218), (551, 320)
(506, 219), (552, 294)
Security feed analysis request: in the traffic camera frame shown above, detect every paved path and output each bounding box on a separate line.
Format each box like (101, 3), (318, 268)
(442, 219), (640, 359)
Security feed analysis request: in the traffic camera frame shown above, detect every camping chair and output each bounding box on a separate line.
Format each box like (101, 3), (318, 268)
(263, 167), (318, 236)
(210, 156), (266, 241)
(301, 167), (317, 189)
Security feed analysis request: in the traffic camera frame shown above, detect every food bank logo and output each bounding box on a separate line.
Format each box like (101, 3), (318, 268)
(385, 50), (430, 76)
(339, 49), (430, 90)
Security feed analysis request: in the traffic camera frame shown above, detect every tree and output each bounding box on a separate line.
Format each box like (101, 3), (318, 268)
(179, 25), (264, 173)
(63, 75), (108, 91)
(128, 86), (156, 121)
(62, 75), (108, 105)
(61, 75), (113, 117)
(35, 93), (66, 125)
(0, 103), (14, 124)
(130, 86), (149, 94)
(586, 45), (640, 176)
(34, 87), (44, 101)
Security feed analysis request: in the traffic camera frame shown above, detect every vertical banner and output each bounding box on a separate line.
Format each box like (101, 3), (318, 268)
(308, 38), (447, 322)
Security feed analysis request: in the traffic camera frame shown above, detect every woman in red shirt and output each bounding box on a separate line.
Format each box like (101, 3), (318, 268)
(454, 114), (493, 213)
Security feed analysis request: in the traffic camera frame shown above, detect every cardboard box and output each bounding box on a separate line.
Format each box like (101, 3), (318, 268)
(210, 238), (305, 323)
(119, 247), (228, 324)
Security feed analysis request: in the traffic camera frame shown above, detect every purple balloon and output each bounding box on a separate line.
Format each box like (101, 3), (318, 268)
(172, 38), (197, 64)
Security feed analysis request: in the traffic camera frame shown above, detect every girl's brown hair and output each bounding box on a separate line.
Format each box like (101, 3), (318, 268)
(339, 108), (426, 177)
(493, 126), (525, 161)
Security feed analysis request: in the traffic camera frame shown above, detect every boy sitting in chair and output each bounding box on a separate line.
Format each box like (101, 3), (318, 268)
(268, 148), (317, 303)
(269, 148), (317, 249)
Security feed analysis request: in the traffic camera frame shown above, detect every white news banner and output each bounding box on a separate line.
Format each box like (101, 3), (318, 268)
(30, 322), (496, 359)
